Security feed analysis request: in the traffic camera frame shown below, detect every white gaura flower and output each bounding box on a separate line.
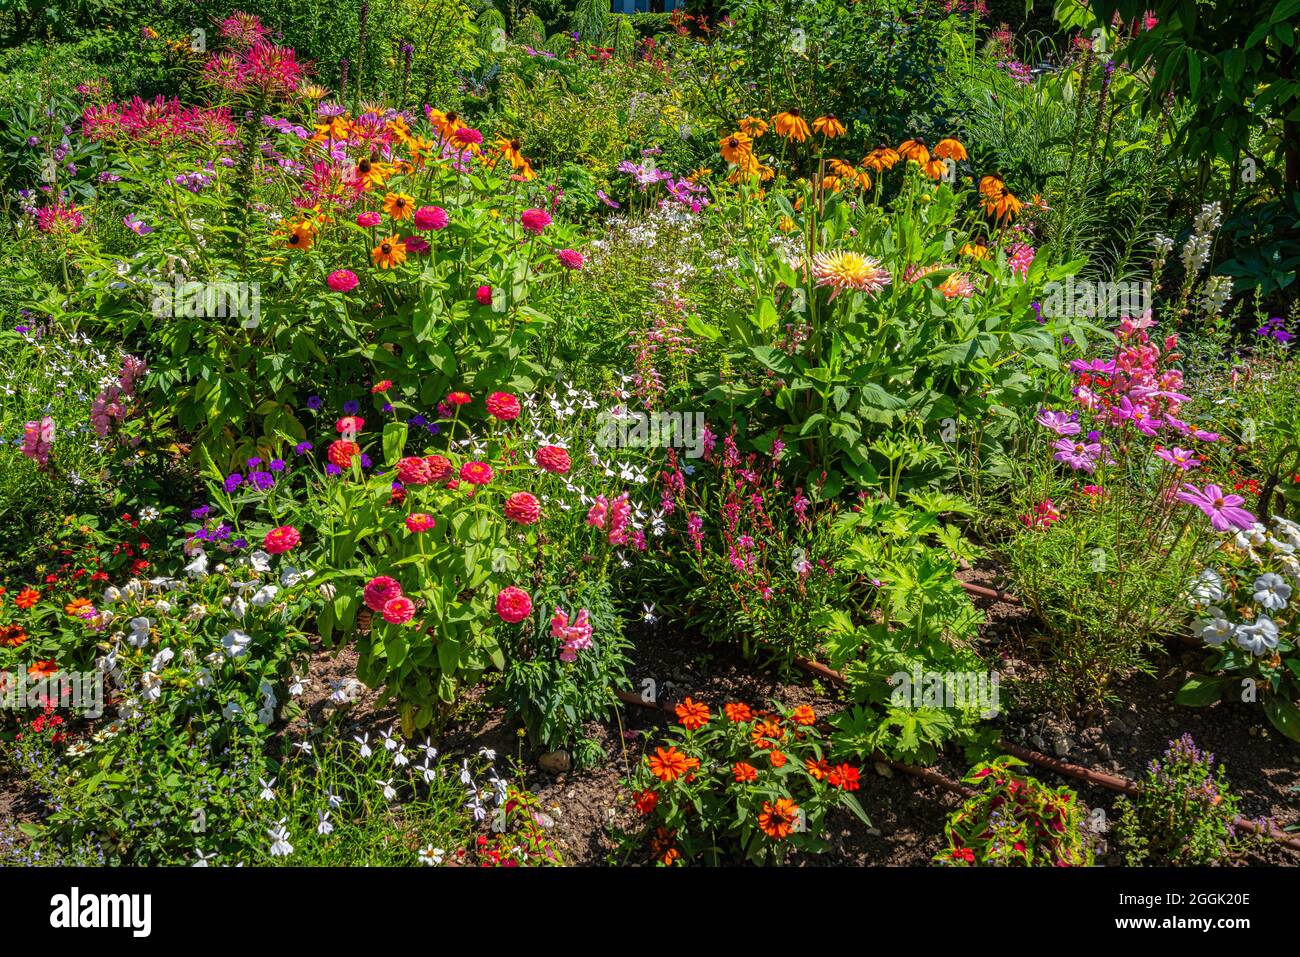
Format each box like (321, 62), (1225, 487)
(1187, 569), (1224, 606)
(1193, 608), (1234, 646)
(150, 647), (175, 671)
(259, 777), (277, 801)
(184, 551), (209, 579)
(250, 584), (279, 607)
(418, 846), (445, 866)
(222, 629), (252, 659)
(1253, 573), (1292, 611)
(1235, 616), (1280, 657)
(267, 820), (293, 857)
(126, 617), (152, 648)
(317, 810), (333, 835)
(419, 761), (438, 784)
(354, 733), (372, 758)
(393, 748), (409, 767)
(222, 700), (243, 720)
(192, 849), (216, 867)
(377, 778), (397, 801)
(247, 550), (273, 574)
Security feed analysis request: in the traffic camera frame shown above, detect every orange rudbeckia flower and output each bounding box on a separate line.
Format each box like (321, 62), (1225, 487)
(372, 235), (408, 269)
(898, 138), (930, 165)
(773, 109), (811, 143)
(812, 115), (846, 138)
(383, 192), (415, 221)
(862, 145), (900, 172)
(933, 137), (967, 161)
(739, 116), (768, 138)
(720, 131), (753, 166)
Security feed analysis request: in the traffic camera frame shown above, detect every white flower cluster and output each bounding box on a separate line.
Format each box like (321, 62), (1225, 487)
(1188, 516), (1300, 657)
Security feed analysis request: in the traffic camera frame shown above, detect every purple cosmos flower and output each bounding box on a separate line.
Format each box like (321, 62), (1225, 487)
(1175, 484), (1256, 532)
(123, 214), (153, 235)
(1154, 447), (1198, 470)
(1053, 438), (1101, 473)
(1070, 358), (1116, 374)
(596, 190), (620, 209)
(1036, 409), (1080, 435)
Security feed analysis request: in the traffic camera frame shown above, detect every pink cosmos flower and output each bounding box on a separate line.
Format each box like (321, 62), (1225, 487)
(363, 575), (404, 612)
(1036, 409), (1080, 435)
(327, 269), (359, 291)
(1175, 484), (1256, 533)
(1154, 447), (1198, 471)
(1052, 438), (1101, 473)
(1018, 499), (1060, 530)
(413, 205), (449, 230)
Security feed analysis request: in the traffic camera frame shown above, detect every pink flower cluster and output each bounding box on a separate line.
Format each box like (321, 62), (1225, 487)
(551, 607), (593, 662)
(203, 42), (303, 96)
(586, 492), (631, 544)
(363, 575), (416, 624)
(81, 97), (236, 146)
(91, 355), (146, 439)
(21, 416), (54, 467)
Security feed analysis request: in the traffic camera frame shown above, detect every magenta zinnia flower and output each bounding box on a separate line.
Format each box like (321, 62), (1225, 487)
(520, 208), (552, 235)
(556, 248), (584, 270)
(413, 205), (449, 231)
(1175, 483), (1256, 533)
(327, 269), (359, 291)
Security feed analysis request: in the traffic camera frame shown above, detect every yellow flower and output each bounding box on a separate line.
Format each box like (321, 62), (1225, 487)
(778, 215), (797, 233)
(284, 223), (314, 251)
(863, 146), (900, 172)
(933, 137), (967, 161)
(773, 109), (811, 143)
(810, 250), (892, 296)
(372, 235), (408, 269)
(813, 115), (846, 138)
(898, 138), (930, 165)
(739, 116), (769, 138)
(382, 192), (415, 221)
(298, 83), (328, 101)
(720, 130), (753, 166)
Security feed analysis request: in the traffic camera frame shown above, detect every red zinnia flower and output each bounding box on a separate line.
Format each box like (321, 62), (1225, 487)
(675, 696), (710, 730)
(495, 586), (532, 624)
(485, 392), (521, 421)
(828, 763), (860, 791)
(263, 525), (301, 554)
(328, 440), (360, 468)
(459, 461), (494, 485)
(535, 445), (571, 474)
(503, 492), (541, 525)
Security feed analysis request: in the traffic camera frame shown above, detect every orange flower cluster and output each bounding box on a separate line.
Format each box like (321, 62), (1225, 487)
(979, 174), (1022, 222)
(647, 746), (700, 783)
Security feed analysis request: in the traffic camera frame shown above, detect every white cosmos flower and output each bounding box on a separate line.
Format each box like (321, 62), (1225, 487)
(1253, 573), (1292, 611)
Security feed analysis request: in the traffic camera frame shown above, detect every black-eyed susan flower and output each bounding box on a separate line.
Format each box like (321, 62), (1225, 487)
(922, 157), (947, 180)
(898, 138), (930, 165)
(961, 241), (990, 260)
(372, 235), (408, 269)
(688, 167), (712, 183)
(862, 146), (900, 172)
(821, 174), (844, 192)
(773, 109), (811, 143)
(933, 137), (967, 161)
(978, 174), (1022, 221)
(739, 116), (768, 138)
(382, 192), (414, 221)
(720, 130), (753, 166)
(828, 158), (857, 178)
(810, 250), (892, 297)
(284, 223), (314, 251)
(813, 115), (846, 138)
(353, 156), (389, 190)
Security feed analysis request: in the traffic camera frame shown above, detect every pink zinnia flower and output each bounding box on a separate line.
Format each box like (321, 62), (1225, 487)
(363, 575), (403, 612)
(556, 248), (584, 270)
(396, 456), (434, 485)
(336, 415), (365, 435)
(459, 461), (494, 485)
(382, 595), (416, 624)
(356, 211), (381, 227)
(496, 586), (532, 624)
(403, 236), (430, 254)
(405, 512), (436, 533)
(453, 127), (483, 147)
(263, 525), (301, 554)
(327, 269), (359, 291)
(413, 205), (449, 230)
(519, 208), (552, 235)
(1175, 484), (1256, 533)
(535, 445), (570, 473)
(504, 492), (541, 525)
(485, 392), (520, 421)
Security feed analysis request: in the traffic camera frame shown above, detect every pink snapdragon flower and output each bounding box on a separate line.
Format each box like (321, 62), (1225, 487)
(21, 416), (55, 466)
(551, 607), (593, 662)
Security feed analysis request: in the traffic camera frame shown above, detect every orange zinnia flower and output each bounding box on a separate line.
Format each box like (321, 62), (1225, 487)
(675, 696), (711, 730)
(724, 702), (753, 723)
(633, 789), (658, 815)
(382, 192), (414, 221)
(828, 763), (861, 791)
(769, 750), (788, 768)
(733, 762), (758, 782)
(647, 746), (699, 783)
(15, 588), (39, 610)
(791, 704), (816, 726)
(64, 597), (93, 616)
(28, 660), (58, 679)
(372, 235), (408, 269)
(772, 109), (811, 143)
(758, 798), (800, 840)
(805, 757), (831, 780)
(0, 624), (28, 648)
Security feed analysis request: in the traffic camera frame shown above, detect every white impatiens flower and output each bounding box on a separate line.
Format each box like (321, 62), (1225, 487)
(250, 584), (279, 607)
(1235, 616), (1280, 657)
(1187, 569), (1224, 606)
(127, 617), (152, 648)
(228, 596), (248, 619)
(418, 846), (445, 866)
(222, 629), (252, 659)
(1234, 523), (1267, 550)
(1193, 607), (1234, 647)
(102, 586), (121, 605)
(1253, 573), (1292, 611)
(184, 551), (209, 579)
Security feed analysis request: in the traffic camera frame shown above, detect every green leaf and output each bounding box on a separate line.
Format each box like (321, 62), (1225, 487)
(382, 421), (406, 467)
(1175, 676), (1228, 707)
(1263, 695), (1300, 743)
